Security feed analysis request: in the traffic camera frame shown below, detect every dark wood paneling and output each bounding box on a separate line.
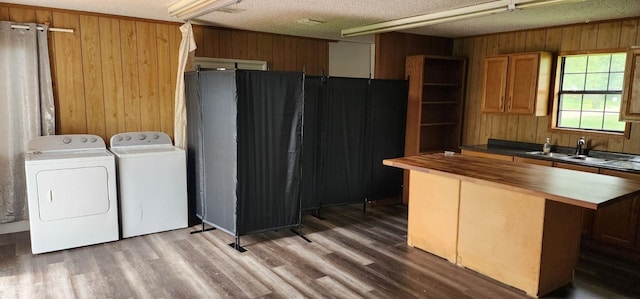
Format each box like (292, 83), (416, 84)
(374, 32), (453, 79)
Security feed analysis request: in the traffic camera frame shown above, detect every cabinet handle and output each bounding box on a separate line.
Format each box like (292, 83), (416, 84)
(500, 96), (504, 109)
(508, 96), (512, 110)
(49, 190), (53, 202)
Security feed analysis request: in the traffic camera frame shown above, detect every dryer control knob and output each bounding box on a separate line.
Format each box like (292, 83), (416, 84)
(152, 134), (159, 139)
(138, 134), (146, 140)
(62, 137), (72, 144)
(89, 137), (97, 143)
(80, 137), (87, 143)
(125, 135), (131, 141)
(116, 136), (123, 142)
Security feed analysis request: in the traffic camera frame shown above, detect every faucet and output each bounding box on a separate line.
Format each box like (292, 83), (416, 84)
(575, 137), (586, 156)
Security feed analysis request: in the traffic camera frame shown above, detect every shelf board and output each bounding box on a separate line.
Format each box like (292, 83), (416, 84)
(421, 122), (458, 127)
(422, 101), (460, 105)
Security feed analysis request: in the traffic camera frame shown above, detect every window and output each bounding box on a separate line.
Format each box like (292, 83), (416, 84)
(555, 52), (627, 134)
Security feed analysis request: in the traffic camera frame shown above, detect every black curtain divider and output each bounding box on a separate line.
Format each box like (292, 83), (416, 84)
(300, 76), (407, 211)
(185, 69), (304, 239)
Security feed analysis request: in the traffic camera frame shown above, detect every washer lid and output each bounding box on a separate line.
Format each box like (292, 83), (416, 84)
(110, 145), (183, 156)
(110, 131), (173, 148)
(26, 149), (113, 162)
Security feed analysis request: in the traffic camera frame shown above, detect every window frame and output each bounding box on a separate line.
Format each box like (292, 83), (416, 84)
(549, 49), (631, 139)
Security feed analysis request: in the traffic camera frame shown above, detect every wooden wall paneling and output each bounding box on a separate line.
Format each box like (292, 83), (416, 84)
(218, 29), (232, 58)
(231, 30), (248, 60)
(256, 34), (273, 70)
(52, 12), (87, 134)
(318, 41), (328, 75)
(79, 15), (106, 140)
(246, 32), (258, 60)
(374, 32), (404, 79)
(295, 38), (307, 72)
(156, 23), (173, 139)
(619, 19), (639, 48)
(192, 25), (204, 57)
(202, 27), (220, 58)
(136, 21), (160, 132)
(0, 6), (9, 20)
(271, 35), (285, 71)
(305, 39), (320, 75)
(99, 17), (126, 140)
(540, 28), (563, 146)
(119, 20), (141, 132)
(596, 22), (622, 50)
(8, 6), (36, 22)
(463, 37), (484, 145)
(283, 37), (297, 71)
(480, 36), (494, 143)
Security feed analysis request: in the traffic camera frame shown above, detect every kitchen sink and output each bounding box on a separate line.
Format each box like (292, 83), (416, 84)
(563, 155), (610, 163)
(525, 151), (570, 158)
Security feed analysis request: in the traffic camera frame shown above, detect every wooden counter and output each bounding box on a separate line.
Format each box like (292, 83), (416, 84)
(383, 153), (640, 297)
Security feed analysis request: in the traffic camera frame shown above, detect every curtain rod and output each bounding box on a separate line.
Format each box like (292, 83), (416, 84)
(10, 24), (74, 33)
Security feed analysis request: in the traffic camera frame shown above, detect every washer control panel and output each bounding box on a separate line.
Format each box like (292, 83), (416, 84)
(110, 131), (173, 148)
(28, 134), (106, 152)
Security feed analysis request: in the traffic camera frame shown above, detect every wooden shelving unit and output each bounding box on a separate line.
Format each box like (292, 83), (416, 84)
(405, 55), (467, 156)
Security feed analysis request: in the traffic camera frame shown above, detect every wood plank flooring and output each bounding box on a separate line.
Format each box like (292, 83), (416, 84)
(0, 204), (639, 298)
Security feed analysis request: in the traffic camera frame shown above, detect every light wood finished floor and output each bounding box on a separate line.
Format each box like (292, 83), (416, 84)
(1, 204), (639, 298)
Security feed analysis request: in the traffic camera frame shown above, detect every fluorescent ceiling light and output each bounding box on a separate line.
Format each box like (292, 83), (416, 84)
(168, 0), (241, 20)
(341, 0), (585, 37)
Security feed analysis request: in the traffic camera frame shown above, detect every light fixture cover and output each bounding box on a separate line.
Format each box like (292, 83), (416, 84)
(341, 0), (584, 37)
(168, 0), (241, 20)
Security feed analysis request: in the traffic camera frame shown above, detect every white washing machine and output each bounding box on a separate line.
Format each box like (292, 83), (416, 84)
(24, 134), (119, 254)
(109, 131), (188, 238)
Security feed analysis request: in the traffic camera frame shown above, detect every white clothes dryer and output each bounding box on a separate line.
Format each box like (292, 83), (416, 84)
(109, 132), (188, 238)
(24, 134), (119, 254)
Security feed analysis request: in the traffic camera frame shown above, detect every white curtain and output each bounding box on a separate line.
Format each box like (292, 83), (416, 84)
(174, 22), (197, 149)
(0, 21), (55, 223)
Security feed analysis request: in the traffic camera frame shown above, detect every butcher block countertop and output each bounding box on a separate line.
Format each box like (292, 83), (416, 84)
(383, 153), (640, 210)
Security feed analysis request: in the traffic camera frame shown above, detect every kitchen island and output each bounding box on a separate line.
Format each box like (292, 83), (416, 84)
(383, 153), (640, 297)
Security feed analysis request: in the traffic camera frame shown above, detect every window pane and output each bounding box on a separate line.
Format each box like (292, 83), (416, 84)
(608, 72), (624, 90)
(582, 94), (605, 112)
(560, 94), (582, 110)
(564, 56), (587, 73)
(603, 113), (625, 131)
(587, 54), (611, 72)
(562, 74), (585, 90)
(580, 112), (604, 130)
(605, 94), (622, 112)
(558, 110), (580, 128)
(585, 73), (608, 90)
(610, 53), (626, 72)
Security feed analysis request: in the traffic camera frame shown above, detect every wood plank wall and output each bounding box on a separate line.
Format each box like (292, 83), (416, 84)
(1, 3), (329, 142)
(374, 31), (453, 79)
(453, 17), (640, 154)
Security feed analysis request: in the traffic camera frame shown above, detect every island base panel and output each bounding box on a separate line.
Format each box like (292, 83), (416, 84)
(457, 181), (581, 297)
(407, 171), (460, 263)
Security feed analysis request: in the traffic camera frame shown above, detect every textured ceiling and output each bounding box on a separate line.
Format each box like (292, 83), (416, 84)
(4, 0), (640, 43)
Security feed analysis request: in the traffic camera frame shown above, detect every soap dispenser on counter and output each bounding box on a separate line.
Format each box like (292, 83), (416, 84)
(543, 137), (551, 155)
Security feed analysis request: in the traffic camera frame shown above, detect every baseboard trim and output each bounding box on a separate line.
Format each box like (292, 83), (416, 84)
(0, 220), (30, 235)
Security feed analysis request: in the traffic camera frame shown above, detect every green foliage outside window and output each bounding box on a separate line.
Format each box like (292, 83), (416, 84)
(557, 53), (626, 132)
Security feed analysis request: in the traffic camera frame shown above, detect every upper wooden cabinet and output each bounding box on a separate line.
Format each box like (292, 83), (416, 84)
(404, 55), (467, 155)
(620, 47), (640, 121)
(481, 52), (552, 116)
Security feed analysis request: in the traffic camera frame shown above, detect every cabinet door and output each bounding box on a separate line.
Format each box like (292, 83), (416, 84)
(481, 56), (508, 113)
(593, 169), (640, 248)
(620, 47), (640, 121)
(507, 53), (539, 114)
